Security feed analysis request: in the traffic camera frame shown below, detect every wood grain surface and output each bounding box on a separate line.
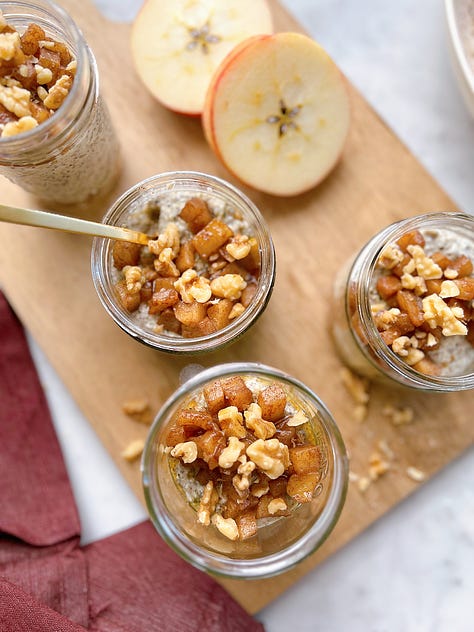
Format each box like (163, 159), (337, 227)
(0, 0), (472, 614)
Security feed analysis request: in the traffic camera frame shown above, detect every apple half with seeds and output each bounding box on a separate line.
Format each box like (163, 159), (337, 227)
(202, 32), (351, 196)
(130, 0), (273, 116)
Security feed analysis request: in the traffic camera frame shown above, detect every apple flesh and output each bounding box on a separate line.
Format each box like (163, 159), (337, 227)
(202, 32), (351, 196)
(130, 0), (273, 116)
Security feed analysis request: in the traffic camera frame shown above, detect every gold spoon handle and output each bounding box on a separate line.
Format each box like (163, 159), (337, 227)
(0, 203), (149, 245)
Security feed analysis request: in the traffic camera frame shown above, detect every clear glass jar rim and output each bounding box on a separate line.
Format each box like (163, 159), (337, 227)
(350, 211), (474, 390)
(142, 362), (349, 578)
(91, 171), (276, 354)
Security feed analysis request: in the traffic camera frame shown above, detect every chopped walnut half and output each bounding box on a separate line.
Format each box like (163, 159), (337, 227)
(174, 269), (211, 303)
(1, 115), (37, 137)
(268, 498), (287, 515)
(123, 266), (145, 294)
(218, 436), (245, 469)
(378, 243), (405, 269)
(243, 402), (276, 440)
(148, 223), (180, 257)
(226, 235), (251, 260)
(0, 31), (21, 60)
(406, 466), (426, 482)
(170, 441), (198, 464)
(422, 294), (467, 336)
(0, 84), (31, 118)
(232, 459), (256, 494)
(121, 438), (145, 462)
(43, 73), (72, 110)
(406, 245), (442, 280)
(210, 274), (247, 300)
(246, 438), (290, 480)
(287, 410), (308, 427)
(340, 367), (370, 405)
(211, 514), (239, 541)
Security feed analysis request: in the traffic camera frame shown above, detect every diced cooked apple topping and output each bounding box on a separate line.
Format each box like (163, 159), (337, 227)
(112, 196), (261, 337)
(165, 376), (322, 540)
(368, 229), (474, 374)
(0, 11), (76, 137)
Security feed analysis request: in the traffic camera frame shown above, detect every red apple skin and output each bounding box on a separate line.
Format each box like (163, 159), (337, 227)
(202, 35), (271, 150)
(202, 33), (352, 196)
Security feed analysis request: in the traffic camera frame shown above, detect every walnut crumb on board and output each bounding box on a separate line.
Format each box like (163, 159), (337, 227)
(122, 398), (154, 425)
(406, 466), (426, 482)
(340, 367), (370, 422)
(121, 438), (145, 462)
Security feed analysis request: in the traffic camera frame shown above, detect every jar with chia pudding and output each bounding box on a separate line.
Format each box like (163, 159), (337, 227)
(141, 363), (348, 578)
(0, 1), (120, 204)
(332, 212), (474, 391)
(91, 171), (276, 354)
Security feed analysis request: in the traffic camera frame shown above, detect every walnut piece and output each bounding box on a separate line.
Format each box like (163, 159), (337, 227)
(35, 63), (53, 85)
(406, 245), (442, 280)
(123, 265), (145, 294)
(218, 435), (245, 469)
(406, 466), (426, 482)
(228, 302), (245, 319)
(243, 402), (276, 440)
(232, 458), (256, 493)
(217, 405), (246, 438)
(268, 498), (287, 515)
(154, 247), (180, 277)
(340, 367), (370, 404)
(0, 84), (31, 118)
(43, 73), (72, 110)
(174, 269), (212, 303)
(1, 115), (37, 137)
(226, 235), (251, 260)
(287, 409), (309, 427)
(121, 438), (145, 462)
(439, 280), (460, 299)
(422, 294), (467, 336)
(0, 32), (21, 61)
(170, 441), (198, 464)
(378, 243), (405, 269)
(368, 451), (390, 480)
(210, 274), (247, 300)
(246, 438), (290, 480)
(148, 223), (180, 257)
(211, 514), (239, 541)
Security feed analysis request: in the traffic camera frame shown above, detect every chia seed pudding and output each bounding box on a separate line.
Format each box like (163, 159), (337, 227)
(0, 5), (119, 204)
(110, 191), (262, 339)
(164, 374), (327, 542)
(366, 228), (474, 378)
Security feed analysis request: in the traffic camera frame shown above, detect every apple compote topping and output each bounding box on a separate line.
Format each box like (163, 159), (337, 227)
(165, 376), (323, 541)
(367, 229), (474, 376)
(0, 11), (76, 137)
(112, 196), (261, 338)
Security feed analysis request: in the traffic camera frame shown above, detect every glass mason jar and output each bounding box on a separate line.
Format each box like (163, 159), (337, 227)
(0, 0), (120, 204)
(91, 171), (276, 354)
(332, 212), (474, 391)
(141, 363), (348, 579)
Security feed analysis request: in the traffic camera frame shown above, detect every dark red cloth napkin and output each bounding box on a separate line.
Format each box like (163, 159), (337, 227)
(0, 292), (264, 632)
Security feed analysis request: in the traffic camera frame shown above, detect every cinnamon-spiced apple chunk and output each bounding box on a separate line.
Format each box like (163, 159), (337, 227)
(165, 375), (324, 541)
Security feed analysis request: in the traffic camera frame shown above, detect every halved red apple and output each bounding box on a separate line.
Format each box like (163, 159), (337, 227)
(202, 32), (351, 196)
(130, 0), (273, 116)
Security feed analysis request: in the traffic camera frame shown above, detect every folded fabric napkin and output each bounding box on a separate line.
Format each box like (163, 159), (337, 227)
(0, 292), (264, 632)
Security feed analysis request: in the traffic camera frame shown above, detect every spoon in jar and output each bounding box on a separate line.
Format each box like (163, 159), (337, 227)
(0, 203), (150, 245)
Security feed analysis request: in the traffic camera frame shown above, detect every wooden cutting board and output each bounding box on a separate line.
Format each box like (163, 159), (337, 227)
(0, 0), (472, 615)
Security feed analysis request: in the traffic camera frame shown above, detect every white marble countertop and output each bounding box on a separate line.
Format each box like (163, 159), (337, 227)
(26, 0), (474, 630)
